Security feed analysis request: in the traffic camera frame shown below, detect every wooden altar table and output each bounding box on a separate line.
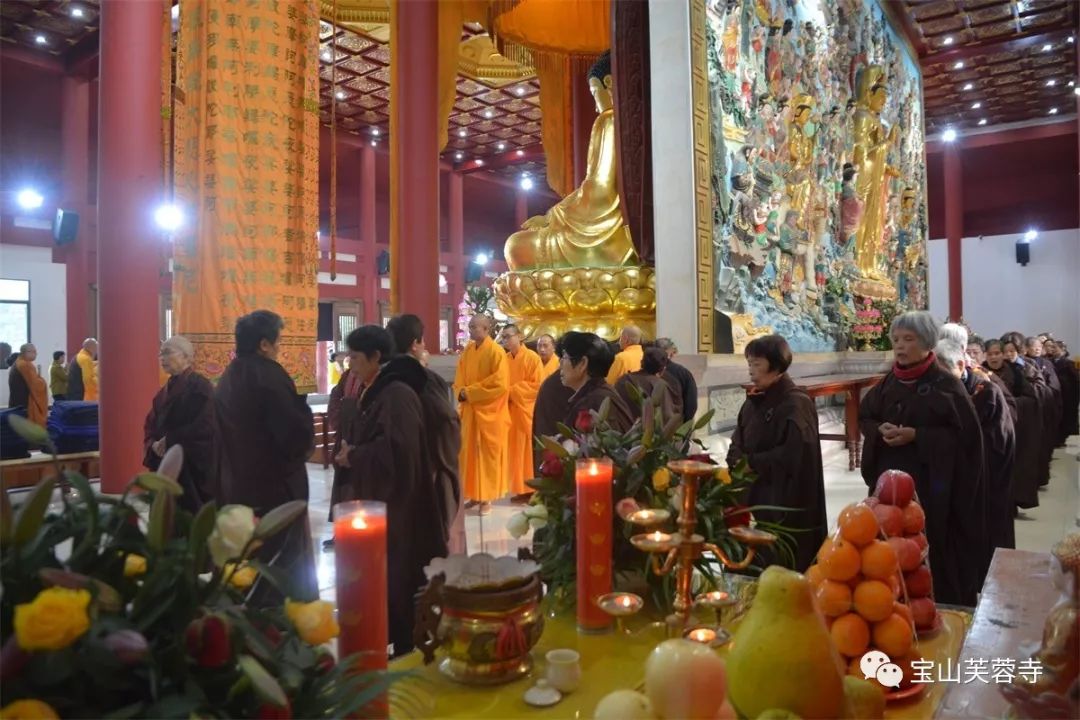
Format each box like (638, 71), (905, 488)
(1, 450), (100, 492)
(743, 373), (883, 470)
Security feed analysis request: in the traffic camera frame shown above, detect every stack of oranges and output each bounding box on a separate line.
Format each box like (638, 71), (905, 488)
(807, 501), (923, 691)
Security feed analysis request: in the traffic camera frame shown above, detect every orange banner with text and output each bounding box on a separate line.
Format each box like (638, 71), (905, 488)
(172, 0), (320, 391)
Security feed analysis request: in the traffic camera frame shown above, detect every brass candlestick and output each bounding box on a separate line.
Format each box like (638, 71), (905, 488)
(628, 460), (777, 631)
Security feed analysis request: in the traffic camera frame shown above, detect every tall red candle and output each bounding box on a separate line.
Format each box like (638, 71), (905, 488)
(334, 501), (388, 672)
(576, 458), (613, 633)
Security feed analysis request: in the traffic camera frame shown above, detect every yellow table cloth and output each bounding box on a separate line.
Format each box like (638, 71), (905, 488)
(389, 608), (970, 719)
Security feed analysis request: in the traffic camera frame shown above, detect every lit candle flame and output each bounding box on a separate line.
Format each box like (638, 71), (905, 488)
(651, 531), (663, 541)
(689, 628), (716, 643)
(351, 514), (368, 530)
(618, 595), (632, 608)
(589, 462), (599, 476)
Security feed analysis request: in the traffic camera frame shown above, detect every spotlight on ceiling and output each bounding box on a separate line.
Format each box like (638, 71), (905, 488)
(971, 102), (981, 109)
(483, 109), (494, 119)
(953, 61), (964, 69)
(1047, 79), (1057, 87)
(335, 91), (345, 100)
(475, 252), (489, 266)
(496, 142), (506, 151)
(1070, 80), (1076, 87)
(71, 6), (84, 18)
(515, 87), (526, 96)
(16, 189), (43, 210)
(1049, 107), (1058, 114)
(458, 129), (467, 138)
(942, 36), (954, 45)
(978, 118), (987, 126)
(941, 128), (958, 143)
(516, 149), (525, 157)
(154, 203), (184, 232)
(475, 159), (484, 166)
(519, 175), (534, 191)
(454, 152), (464, 161)
(1042, 43), (1053, 52)
(371, 127), (380, 136)
(1070, 36), (1075, 44)
(962, 83), (974, 91)
(35, 35), (46, 45)
(1024, 229), (1038, 242)
(370, 140), (377, 147)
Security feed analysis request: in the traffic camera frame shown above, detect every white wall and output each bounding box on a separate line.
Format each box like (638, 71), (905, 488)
(928, 229), (1080, 343)
(0, 245), (68, 406)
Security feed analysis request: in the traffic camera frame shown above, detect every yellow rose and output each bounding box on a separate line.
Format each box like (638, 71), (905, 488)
(285, 599), (339, 646)
(124, 554), (147, 577)
(0, 699), (59, 719)
(651, 467), (671, 492)
(14, 588), (92, 651)
(715, 467), (732, 485)
(224, 562), (258, 590)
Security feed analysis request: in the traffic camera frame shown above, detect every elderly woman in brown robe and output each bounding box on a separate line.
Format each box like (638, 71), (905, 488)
(860, 311), (987, 606)
(984, 338), (1042, 511)
(726, 334), (826, 573)
(614, 346), (679, 422)
(558, 331), (633, 433)
(335, 326), (447, 658)
(1046, 339), (1079, 442)
(143, 336), (215, 512)
(1003, 334), (1054, 488)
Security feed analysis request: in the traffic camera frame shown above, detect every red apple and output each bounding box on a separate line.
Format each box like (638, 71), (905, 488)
(904, 566), (933, 598)
(909, 597), (937, 629)
(877, 470), (915, 507)
(901, 503), (925, 534)
(872, 505), (905, 537)
(862, 496), (881, 509)
(887, 536), (922, 572)
(906, 532), (928, 556)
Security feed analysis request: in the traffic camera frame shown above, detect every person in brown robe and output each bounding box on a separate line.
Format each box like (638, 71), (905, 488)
(1003, 334), (1054, 487)
(143, 336), (215, 513)
(726, 334), (827, 573)
(967, 336), (1017, 424)
(614, 346), (678, 423)
(938, 340), (1016, 554)
(215, 310), (316, 604)
(322, 363), (363, 549)
(532, 364), (576, 474)
(334, 325), (448, 658)
(558, 331), (634, 434)
(8, 344), (47, 427)
(1046, 340), (1079, 442)
(387, 313), (465, 555)
(984, 338), (1042, 510)
(1023, 334), (1063, 454)
(860, 312), (987, 606)
(655, 338), (698, 422)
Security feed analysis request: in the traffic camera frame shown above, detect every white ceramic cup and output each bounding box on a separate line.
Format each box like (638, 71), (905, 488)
(545, 649), (582, 694)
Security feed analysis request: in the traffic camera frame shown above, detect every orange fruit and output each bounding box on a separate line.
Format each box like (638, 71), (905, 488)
(853, 580), (895, 622)
(814, 579), (853, 617)
(860, 540), (899, 580)
(831, 612), (870, 658)
(893, 601), (914, 628)
(838, 503), (879, 547)
(873, 613), (914, 658)
(902, 503), (926, 534)
(847, 655), (864, 678)
(888, 573), (902, 599)
(817, 537), (862, 582)
(805, 563), (825, 588)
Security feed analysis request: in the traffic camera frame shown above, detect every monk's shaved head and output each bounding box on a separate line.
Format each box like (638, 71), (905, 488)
(620, 325), (642, 349)
(468, 314), (493, 343)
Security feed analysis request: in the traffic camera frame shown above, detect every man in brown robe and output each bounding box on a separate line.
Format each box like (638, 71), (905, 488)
(335, 325), (448, 658)
(533, 367), (575, 474)
(861, 312), (987, 606)
(143, 336), (215, 513)
(215, 310), (316, 603)
(727, 335), (826, 573)
(614, 346), (678, 423)
(656, 338), (698, 422)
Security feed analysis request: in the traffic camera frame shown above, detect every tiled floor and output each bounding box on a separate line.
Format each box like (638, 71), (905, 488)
(309, 418), (1080, 600)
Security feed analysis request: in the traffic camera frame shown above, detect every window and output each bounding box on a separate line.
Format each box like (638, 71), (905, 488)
(0, 279), (30, 350)
(332, 301), (360, 351)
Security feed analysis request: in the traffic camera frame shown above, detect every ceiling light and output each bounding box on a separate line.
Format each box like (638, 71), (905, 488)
(154, 203), (184, 232)
(943, 36), (954, 45)
(962, 83), (974, 91)
(35, 35), (46, 45)
(371, 128), (380, 136)
(16, 189), (43, 210)
(322, 49), (332, 61)
(1049, 107), (1058, 114)
(171, 4), (179, 20)
(1047, 79), (1056, 87)
(1042, 43), (1052, 52)
(942, 128), (957, 143)
(370, 140), (377, 147)
(1024, 229), (1038, 242)
(475, 159), (484, 166)
(71, 6), (84, 18)
(971, 102), (981, 109)
(483, 109), (494, 119)
(454, 152), (464, 161)
(953, 61), (964, 70)
(1075, 87), (1080, 96)
(1069, 80), (1076, 87)
(519, 175), (534, 191)
(458, 129), (467, 138)
(496, 142), (506, 151)
(1070, 36), (1075, 44)
(515, 87), (526, 96)
(475, 252), (489, 266)
(516, 149), (525, 157)
(978, 118), (987, 126)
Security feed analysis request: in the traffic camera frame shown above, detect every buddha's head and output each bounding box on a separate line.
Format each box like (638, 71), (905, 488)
(855, 65), (887, 113)
(587, 51), (613, 113)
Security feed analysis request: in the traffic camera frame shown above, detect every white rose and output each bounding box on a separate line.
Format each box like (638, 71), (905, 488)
(528, 516), (548, 531)
(523, 504), (548, 521)
(561, 439), (579, 455)
(506, 512), (531, 539)
(207, 505), (258, 567)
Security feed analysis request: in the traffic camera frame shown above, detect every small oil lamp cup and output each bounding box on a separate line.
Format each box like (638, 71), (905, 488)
(728, 525), (777, 546)
(630, 531), (681, 553)
(625, 508), (671, 527)
(695, 590), (738, 630)
(596, 592), (644, 634)
(683, 625), (730, 648)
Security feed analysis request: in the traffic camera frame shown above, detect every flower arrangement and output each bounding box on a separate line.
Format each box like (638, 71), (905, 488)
(509, 385), (794, 610)
(0, 417), (388, 719)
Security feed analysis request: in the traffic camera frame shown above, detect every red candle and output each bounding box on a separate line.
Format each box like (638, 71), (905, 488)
(576, 458), (613, 633)
(334, 501), (388, 672)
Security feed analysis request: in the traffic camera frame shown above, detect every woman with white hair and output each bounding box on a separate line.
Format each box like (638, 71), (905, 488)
(859, 311), (988, 606)
(936, 338), (1016, 554)
(143, 335), (216, 512)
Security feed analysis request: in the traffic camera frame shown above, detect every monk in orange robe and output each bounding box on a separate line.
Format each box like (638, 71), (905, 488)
(453, 315), (510, 515)
(606, 325), (644, 384)
(500, 324), (542, 500)
(9, 344), (48, 427)
(536, 333), (559, 380)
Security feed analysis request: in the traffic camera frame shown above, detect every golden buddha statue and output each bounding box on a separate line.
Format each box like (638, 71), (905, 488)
(786, 94), (816, 230)
(504, 53), (637, 271)
(851, 65), (899, 283)
(496, 51), (653, 340)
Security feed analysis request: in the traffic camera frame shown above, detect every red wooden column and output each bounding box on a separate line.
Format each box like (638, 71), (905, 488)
(360, 144), (378, 324)
(390, 0), (440, 348)
(97, 0), (163, 491)
(60, 76), (91, 354)
(447, 170), (465, 312)
(943, 141), (964, 321)
(571, 73), (596, 187)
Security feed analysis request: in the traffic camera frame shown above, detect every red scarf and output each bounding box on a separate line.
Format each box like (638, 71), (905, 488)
(893, 352), (936, 381)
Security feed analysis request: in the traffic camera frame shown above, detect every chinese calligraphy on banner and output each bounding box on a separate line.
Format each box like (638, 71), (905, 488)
(173, 0), (320, 391)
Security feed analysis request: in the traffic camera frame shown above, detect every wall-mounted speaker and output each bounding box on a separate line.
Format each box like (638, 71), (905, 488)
(1016, 241), (1030, 267)
(376, 249), (390, 275)
(53, 209), (79, 246)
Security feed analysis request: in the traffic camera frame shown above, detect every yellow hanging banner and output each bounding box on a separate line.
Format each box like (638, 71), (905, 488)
(172, 0), (321, 392)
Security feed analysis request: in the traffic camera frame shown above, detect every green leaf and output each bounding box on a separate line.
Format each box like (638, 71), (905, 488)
(147, 491), (175, 552)
(252, 499), (307, 541)
(7, 413), (50, 447)
(661, 415), (682, 440)
(156, 444), (184, 481)
(540, 435), (570, 459)
(238, 654), (288, 708)
(102, 702), (146, 719)
(249, 560), (296, 600)
(12, 476), (56, 546)
(64, 470), (100, 565)
(598, 396), (611, 423)
(693, 409), (716, 431)
(641, 402), (654, 447)
(625, 380), (644, 405)
(189, 500), (217, 573)
(131, 472), (183, 497)
(554, 422), (576, 439)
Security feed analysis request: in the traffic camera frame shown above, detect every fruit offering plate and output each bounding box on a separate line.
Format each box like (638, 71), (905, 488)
(389, 600), (971, 719)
